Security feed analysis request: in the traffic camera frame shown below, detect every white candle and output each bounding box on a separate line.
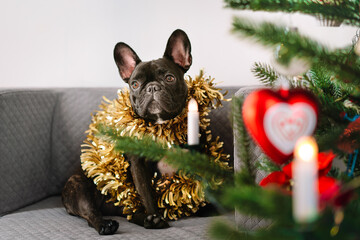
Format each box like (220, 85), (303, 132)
(187, 98), (199, 145)
(292, 136), (319, 223)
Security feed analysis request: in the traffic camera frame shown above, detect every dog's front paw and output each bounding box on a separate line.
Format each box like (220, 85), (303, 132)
(98, 219), (119, 235)
(144, 214), (169, 229)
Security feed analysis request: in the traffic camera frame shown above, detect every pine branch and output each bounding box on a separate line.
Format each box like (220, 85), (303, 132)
(225, 0), (360, 27)
(251, 62), (279, 87)
(315, 123), (348, 153)
(301, 66), (359, 131)
(232, 18), (360, 86)
(223, 182), (293, 221)
(307, 65), (353, 99)
(331, 80), (345, 99)
(217, 175), (360, 239)
(232, 96), (256, 185)
(256, 156), (281, 173)
(96, 124), (233, 184)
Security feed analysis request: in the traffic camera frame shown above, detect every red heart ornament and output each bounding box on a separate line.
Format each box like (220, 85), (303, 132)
(242, 88), (318, 165)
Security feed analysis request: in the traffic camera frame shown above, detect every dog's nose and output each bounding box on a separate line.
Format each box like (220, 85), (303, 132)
(146, 84), (161, 93)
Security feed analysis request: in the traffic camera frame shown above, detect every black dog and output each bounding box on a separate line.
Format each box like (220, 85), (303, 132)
(62, 29), (192, 235)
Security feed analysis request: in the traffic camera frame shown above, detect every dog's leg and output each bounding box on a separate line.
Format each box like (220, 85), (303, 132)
(62, 173), (119, 235)
(127, 155), (169, 229)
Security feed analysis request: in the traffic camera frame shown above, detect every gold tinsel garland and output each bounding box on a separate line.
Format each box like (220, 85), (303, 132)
(80, 70), (230, 220)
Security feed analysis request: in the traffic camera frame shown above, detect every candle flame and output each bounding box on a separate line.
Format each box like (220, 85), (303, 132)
(188, 98), (198, 112)
(294, 136), (318, 162)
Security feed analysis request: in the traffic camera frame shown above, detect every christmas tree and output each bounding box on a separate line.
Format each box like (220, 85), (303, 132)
(96, 0), (360, 239)
(213, 0), (360, 239)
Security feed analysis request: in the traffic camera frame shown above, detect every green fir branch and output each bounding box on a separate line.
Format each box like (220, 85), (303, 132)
(215, 176), (360, 239)
(225, 0), (360, 26)
(223, 182), (292, 221)
(332, 81), (345, 99)
(252, 62), (279, 87)
(96, 124), (233, 185)
(256, 155), (281, 173)
(314, 123), (347, 153)
(232, 95), (256, 185)
(300, 66), (358, 129)
(231, 18), (360, 85)
(307, 65), (353, 99)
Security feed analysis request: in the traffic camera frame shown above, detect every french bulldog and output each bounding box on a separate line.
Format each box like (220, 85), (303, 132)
(62, 29), (192, 235)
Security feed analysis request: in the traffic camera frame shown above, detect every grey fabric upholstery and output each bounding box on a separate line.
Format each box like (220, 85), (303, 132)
(0, 90), (57, 215)
(233, 86), (269, 230)
(233, 86), (267, 182)
(49, 88), (118, 194)
(0, 87), (239, 239)
(0, 196), (234, 240)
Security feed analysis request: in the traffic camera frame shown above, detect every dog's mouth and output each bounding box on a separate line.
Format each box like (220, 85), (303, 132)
(147, 101), (162, 115)
(146, 100), (172, 124)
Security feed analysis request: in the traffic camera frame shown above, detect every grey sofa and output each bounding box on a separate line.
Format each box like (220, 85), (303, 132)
(0, 87), (246, 240)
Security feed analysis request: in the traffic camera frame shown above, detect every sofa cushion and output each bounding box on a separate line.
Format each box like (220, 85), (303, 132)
(0, 90), (57, 216)
(0, 196), (234, 240)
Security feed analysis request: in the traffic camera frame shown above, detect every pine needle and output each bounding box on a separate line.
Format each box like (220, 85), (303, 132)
(251, 62), (279, 87)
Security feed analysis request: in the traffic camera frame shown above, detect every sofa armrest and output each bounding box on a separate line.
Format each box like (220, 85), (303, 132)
(233, 86), (267, 182)
(0, 89), (57, 216)
(233, 86), (270, 230)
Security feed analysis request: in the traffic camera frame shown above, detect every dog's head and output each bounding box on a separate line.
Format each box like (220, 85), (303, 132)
(114, 29), (192, 123)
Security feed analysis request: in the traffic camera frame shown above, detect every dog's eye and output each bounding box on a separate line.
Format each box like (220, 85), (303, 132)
(131, 81), (140, 89)
(165, 75), (175, 82)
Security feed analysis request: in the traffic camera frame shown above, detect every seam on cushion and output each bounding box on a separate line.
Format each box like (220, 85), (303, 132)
(0, 89), (52, 96)
(48, 90), (61, 196)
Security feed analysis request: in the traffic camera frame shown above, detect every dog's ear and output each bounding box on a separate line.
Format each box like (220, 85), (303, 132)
(163, 29), (192, 72)
(114, 42), (141, 82)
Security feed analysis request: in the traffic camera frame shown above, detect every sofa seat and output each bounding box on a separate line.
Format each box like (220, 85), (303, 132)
(0, 196), (234, 240)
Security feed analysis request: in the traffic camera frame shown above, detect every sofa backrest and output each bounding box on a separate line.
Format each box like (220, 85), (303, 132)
(0, 90), (57, 215)
(49, 88), (117, 194)
(0, 87), (236, 216)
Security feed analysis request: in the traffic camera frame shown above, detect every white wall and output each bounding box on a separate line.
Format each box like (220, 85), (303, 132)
(0, 0), (357, 88)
